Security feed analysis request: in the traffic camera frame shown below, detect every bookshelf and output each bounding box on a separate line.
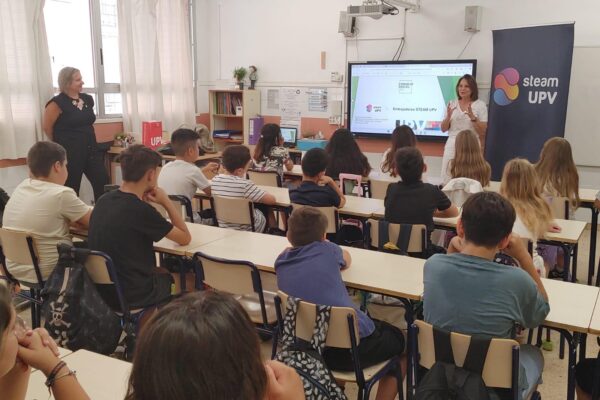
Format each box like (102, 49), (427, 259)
(209, 89), (261, 148)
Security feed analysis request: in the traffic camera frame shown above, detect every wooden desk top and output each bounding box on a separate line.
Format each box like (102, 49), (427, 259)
(543, 219), (586, 244)
(26, 350), (131, 400)
(154, 223), (239, 256)
(257, 185), (291, 207)
(187, 230), (425, 300)
(589, 293), (600, 335)
(340, 196), (384, 218)
(542, 278), (599, 334)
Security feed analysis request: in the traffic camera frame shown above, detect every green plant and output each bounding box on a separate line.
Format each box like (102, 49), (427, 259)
(114, 132), (127, 141)
(233, 67), (247, 82)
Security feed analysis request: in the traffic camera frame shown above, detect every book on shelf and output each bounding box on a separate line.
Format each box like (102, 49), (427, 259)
(213, 129), (242, 139)
(214, 92), (243, 115)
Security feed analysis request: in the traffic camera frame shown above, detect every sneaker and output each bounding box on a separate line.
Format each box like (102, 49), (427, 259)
(542, 340), (554, 351)
(548, 268), (565, 280)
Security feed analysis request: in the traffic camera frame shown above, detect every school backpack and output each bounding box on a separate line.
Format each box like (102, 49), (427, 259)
(0, 187), (9, 226)
(415, 327), (492, 400)
(41, 244), (122, 355)
(275, 296), (348, 400)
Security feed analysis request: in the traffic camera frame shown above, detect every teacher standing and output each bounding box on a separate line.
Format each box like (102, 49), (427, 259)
(42, 67), (109, 201)
(440, 74), (488, 183)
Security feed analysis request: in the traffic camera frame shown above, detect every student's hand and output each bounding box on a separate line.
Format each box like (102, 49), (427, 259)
(467, 103), (477, 121)
(17, 327), (60, 357)
(548, 223), (562, 233)
(502, 234), (531, 265)
(144, 187), (170, 206)
(318, 176), (334, 187)
(265, 360), (305, 400)
(17, 331), (62, 376)
(446, 102), (455, 119)
(447, 236), (464, 254)
(202, 162), (219, 175)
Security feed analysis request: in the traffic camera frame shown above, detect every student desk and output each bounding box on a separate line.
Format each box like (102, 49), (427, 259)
(486, 181), (600, 285)
(541, 279), (600, 400)
(25, 349), (132, 400)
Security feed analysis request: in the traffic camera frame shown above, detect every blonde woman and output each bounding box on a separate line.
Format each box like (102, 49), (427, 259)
(448, 130), (491, 186)
(500, 159), (561, 276)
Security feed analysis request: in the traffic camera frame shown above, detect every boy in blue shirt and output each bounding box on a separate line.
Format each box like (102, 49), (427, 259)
(275, 206), (404, 400)
(424, 192), (550, 399)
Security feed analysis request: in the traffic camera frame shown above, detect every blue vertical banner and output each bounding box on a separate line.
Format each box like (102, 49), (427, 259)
(485, 24), (574, 180)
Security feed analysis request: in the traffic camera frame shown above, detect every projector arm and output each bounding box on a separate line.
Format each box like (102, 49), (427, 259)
(384, 0), (420, 12)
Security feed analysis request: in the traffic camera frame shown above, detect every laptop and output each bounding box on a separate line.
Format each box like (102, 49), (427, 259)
(280, 127), (298, 147)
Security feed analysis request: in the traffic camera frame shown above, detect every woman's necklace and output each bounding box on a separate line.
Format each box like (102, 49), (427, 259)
(71, 97), (84, 111)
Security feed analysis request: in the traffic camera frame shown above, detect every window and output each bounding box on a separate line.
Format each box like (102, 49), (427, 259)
(45, 0), (121, 118)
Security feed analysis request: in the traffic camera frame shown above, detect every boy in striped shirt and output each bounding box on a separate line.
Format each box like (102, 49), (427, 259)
(211, 145), (276, 232)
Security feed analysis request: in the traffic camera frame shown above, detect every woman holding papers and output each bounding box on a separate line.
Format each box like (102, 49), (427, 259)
(440, 74), (488, 183)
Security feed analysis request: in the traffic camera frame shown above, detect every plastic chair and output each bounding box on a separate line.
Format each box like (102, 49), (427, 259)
(0, 227), (45, 327)
(247, 169), (282, 187)
(369, 179), (394, 200)
(291, 203), (339, 235)
(193, 251), (277, 337)
(151, 195), (194, 222)
(410, 320), (541, 400)
(366, 219), (427, 256)
(274, 291), (403, 400)
(210, 196), (256, 231)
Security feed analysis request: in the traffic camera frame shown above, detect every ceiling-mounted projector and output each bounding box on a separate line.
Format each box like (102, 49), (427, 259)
(346, 3), (395, 19)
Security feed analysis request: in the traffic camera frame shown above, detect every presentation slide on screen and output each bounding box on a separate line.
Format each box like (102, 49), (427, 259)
(349, 63), (474, 137)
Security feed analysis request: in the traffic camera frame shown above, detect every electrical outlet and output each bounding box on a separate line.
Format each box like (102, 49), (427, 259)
(328, 116), (341, 125)
(330, 72), (343, 82)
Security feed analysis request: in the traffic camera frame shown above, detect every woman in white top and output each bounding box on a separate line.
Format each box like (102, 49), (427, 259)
(440, 74), (488, 183)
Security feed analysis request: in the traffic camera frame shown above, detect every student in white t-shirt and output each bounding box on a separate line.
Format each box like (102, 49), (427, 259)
(158, 128), (219, 202)
(2, 142), (91, 283)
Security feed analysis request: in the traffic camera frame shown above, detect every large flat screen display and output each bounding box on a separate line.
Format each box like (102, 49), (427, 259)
(348, 60), (477, 141)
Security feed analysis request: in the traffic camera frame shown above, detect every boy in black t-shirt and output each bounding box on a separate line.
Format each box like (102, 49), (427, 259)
(290, 148), (346, 208)
(89, 145), (191, 310)
(384, 147), (458, 246)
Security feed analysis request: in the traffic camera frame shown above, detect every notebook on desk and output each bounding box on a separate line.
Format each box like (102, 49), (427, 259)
(281, 127), (298, 147)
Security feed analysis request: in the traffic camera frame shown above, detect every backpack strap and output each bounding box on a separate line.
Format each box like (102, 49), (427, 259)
(395, 224), (413, 255)
(432, 326), (455, 365)
(461, 335), (492, 374)
(310, 304), (332, 355)
(280, 296), (301, 347)
(378, 220), (390, 251)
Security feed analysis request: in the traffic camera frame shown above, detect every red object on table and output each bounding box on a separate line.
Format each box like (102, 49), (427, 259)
(142, 121), (163, 150)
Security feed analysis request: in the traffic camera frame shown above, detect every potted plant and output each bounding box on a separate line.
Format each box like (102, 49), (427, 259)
(233, 67), (247, 90)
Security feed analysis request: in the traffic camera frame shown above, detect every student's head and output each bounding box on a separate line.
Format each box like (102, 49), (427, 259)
(119, 145), (163, 186)
(381, 125), (416, 177)
(325, 129), (371, 178)
(456, 74), (478, 101)
(450, 130), (491, 186)
(535, 137), (579, 207)
(253, 123), (282, 161)
(301, 148), (329, 178)
(287, 206), (328, 247)
(125, 291), (267, 400)
(394, 147), (425, 184)
(458, 192), (516, 249)
(222, 145), (252, 175)
(0, 284), (18, 378)
(170, 128), (200, 159)
(27, 141), (68, 183)
(501, 158), (553, 238)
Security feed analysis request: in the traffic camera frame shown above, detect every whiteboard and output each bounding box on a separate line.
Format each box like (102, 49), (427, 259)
(564, 47), (600, 167)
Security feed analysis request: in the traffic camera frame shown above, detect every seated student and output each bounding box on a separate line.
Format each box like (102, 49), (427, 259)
(125, 291), (304, 400)
(2, 141), (91, 283)
(384, 147), (458, 248)
(575, 357), (598, 400)
(290, 148), (346, 208)
(276, 207), (405, 400)
(211, 145), (276, 232)
(448, 129), (491, 186)
(380, 125), (416, 178)
(158, 128), (219, 200)
(89, 145), (191, 310)
(252, 123), (294, 177)
(424, 192), (550, 400)
(0, 284), (89, 400)
(325, 128), (372, 179)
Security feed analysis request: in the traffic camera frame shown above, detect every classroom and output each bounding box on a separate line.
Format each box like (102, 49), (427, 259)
(1, 0), (599, 399)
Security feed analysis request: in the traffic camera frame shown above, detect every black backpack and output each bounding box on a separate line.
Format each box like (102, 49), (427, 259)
(415, 327), (492, 400)
(275, 296), (347, 400)
(41, 244), (122, 355)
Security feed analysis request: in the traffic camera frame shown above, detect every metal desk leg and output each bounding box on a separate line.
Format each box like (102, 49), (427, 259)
(571, 244), (578, 283)
(400, 298), (415, 400)
(550, 328), (579, 400)
(589, 208), (598, 285)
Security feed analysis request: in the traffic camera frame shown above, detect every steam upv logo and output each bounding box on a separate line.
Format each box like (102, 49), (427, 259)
(493, 67), (520, 106)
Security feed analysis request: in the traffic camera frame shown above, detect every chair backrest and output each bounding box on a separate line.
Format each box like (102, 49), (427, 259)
(338, 173), (363, 197)
(83, 250), (130, 315)
(151, 196), (194, 222)
(276, 291), (359, 349)
(195, 252), (261, 296)
(291, 204), (339, 234)
(247, 169), (282, 187)
(369, 179), (393, 200)
(0, 227), (43, 283)
(548, 196), (569, 219)
(211, 196), (255, 230)
(367, 219), (426, 253)
(414, 320), (518, 389)
(442, 178), (483, 208)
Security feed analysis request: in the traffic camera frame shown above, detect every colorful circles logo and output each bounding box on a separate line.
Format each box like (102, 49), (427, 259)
(493, 68), (520, 106)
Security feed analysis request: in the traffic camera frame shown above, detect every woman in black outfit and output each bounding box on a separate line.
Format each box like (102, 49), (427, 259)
(42, 67), (108, 201)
